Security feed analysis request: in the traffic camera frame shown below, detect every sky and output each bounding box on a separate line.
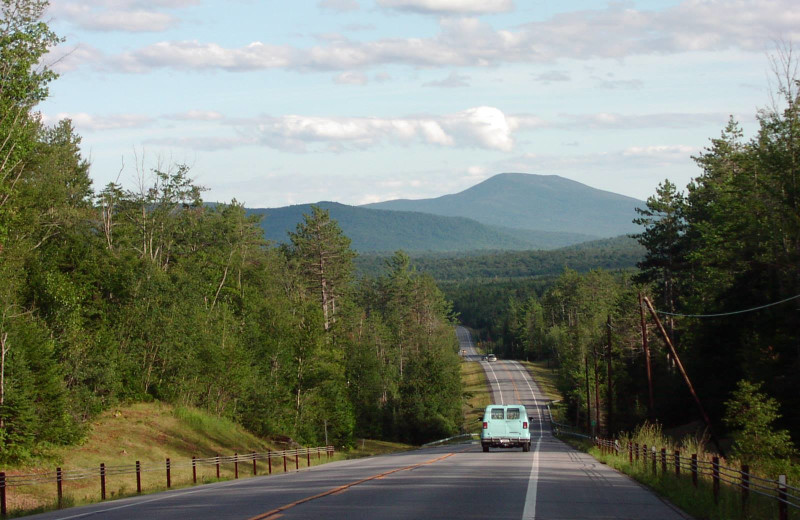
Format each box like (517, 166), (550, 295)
(40, 0), (800, 207)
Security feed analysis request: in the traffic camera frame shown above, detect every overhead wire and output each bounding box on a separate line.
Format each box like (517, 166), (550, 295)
(654, 293), (800, 318)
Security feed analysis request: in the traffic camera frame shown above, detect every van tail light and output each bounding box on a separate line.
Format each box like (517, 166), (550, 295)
(483, 422), (488, 429)
(523, 422), (528, 429)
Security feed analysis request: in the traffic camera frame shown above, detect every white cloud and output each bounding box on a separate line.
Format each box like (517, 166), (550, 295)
(48, 0), (198, 32)
(43, 112), (154, 131)
(66, 1), (800, 73)
(334, 71), (368, 85)
(532, 70), (571, 83)
(377, 0), (513, 14)
(166, 110), (225, 121)
(318, 0), (360, 11)
(423, 71), (470, 87)
(220, 106), (516, 152)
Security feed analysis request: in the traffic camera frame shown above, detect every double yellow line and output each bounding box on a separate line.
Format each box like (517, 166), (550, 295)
(247, 447), (470, 520)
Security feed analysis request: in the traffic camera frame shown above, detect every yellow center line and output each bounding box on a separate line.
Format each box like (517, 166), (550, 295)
(505, 362), (522, 403)
(247, 446), (472, 520)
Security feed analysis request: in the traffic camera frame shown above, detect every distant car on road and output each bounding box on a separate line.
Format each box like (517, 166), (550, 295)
(482, 355), (487, 361)
(480, 404), (531, 452)
(487, 354), (497, 362)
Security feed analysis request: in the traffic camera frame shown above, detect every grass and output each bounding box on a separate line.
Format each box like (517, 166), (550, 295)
(2, 402), (334, 517)
(559, 423), (800, 520)
(519, 360), (562, 402)
(338, 439), (414, 459)
(461, 357), (491, 433)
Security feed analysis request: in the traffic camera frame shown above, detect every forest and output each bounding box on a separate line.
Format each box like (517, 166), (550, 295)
(463, 53), (800, 469)
(0, 2), (462, 462)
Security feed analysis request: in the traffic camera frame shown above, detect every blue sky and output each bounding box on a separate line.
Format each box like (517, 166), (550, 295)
(40, 0), (800, 207)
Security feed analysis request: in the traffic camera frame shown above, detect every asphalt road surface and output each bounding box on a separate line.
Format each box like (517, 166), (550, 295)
(28, 327), (690, 520)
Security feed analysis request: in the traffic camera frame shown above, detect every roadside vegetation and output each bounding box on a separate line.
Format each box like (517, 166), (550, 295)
(456, 47), (800, 496)
(0, 0), (462, 469)
(461, 356), (491, 433)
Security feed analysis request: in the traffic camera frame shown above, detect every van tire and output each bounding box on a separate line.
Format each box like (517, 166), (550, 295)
(482, 445), (489, 452)
(522, 443), (530, 452)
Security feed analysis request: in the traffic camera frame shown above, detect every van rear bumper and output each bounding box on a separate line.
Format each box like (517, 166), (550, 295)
(481, 436), (530, 448)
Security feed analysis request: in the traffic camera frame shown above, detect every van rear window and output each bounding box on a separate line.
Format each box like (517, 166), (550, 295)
(491, 408), (504, 420)
(506, 408), (520, 420)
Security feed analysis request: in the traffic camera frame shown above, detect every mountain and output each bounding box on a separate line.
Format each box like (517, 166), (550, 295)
(363, 173), (644, 238)
(245, 202), (595, 253)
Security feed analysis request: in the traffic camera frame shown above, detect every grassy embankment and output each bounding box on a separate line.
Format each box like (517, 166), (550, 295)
(461, 358), (491, 434)
(518, 362), (797, 519)
(588, 424), (799, 520)
(3, 402), (411, 518)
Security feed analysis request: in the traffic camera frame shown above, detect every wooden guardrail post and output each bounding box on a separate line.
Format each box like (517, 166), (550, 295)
(136, 461), (141, 493)
(318, 447), (321, 460)
(166, 458), (171, 488)
(56, 467), (63, 508)
(268, 450), (272, 474)
(628, 442), (632, 463)
(651, 446), (656, 474)
(234, 453), (238, 479)
(216, 455), (220, 478)
(307, 449), (311, 467)
(295, 452), (299, 471)
(740, 464), (749, 513)
(711, 456), (719, 504)
(253, 452), (257, 475)
(192, 456), (197, 484)
(642, 444), (647, 466)
(660, 448), (666, 474)
(1, 471), (7, 517)
(691, 454), (698, 487)
(778, 475), (788, 520)
(283, 453), (287, 473)
(100, 463), (106, 500)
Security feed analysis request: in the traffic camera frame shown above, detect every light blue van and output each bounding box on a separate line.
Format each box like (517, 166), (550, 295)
(480, 404), (531, 452)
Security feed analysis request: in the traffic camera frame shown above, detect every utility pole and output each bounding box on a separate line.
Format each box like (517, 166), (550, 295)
(593, 345), (600, 436)
(638, 292), (655, 419)
(642, 296), (726, 457)
(606, 315), (613, 435)
(584, 353), (591, 435)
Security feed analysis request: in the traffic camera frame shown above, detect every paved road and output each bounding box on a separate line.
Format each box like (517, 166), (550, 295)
(28, 327), (689, 519)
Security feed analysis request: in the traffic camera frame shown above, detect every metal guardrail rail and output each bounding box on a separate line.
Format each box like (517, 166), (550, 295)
(422, 433), (479, 447)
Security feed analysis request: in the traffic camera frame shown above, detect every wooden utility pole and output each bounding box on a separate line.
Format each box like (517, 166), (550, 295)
(642, 296), (726, 457)
(606, 315), (613, 434)
(638, 293), (655, 419)
(593, 345), (600, 435)
(584, 353), (591, 434)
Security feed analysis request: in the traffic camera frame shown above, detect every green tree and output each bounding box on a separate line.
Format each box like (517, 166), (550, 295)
(724, 380), (796, 464)
(288, 206), (356, 331)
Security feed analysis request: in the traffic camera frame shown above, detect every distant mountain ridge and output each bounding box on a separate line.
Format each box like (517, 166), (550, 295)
(246, 202), (595, 253)
(363, 173), (644, 238)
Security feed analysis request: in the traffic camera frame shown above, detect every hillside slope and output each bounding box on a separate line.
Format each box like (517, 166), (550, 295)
(247, 201), (595, 252)
(355, 235), (644, 280)
(364, 173), (643, 237)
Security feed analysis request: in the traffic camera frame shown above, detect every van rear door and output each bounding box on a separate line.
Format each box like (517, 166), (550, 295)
(506, 407), (522, 436)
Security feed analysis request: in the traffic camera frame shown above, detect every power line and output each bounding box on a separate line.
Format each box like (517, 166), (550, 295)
(655, 293), (800, 318)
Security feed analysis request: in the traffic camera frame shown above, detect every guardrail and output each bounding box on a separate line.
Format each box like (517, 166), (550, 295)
(422, 433), (479, 447)
(593, 437), (798, 519)
(0, 446), (335, 517)
(546, 401), (591, 440)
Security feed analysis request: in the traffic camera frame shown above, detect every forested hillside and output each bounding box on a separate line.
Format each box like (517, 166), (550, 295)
(460, 61), (800, 469)
(0, 4), (462, 463)
(247, 201), (595, 252)
(355, 236), (643, 280)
